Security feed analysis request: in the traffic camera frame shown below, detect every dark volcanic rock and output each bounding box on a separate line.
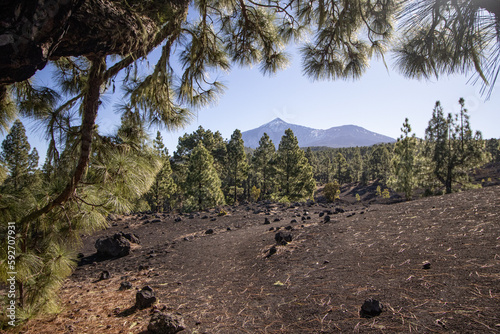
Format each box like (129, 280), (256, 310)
(360, 298), (383, 318)
(95, 233), (131, 258)
(148, 311), (185, 334)
(324, 215), (331, 223)
(98, 270), (110, 281)
(275, 231), (292, 245)
(266, 246), (277, 258)
(119, 281), (132, 290)
(122, 232), (140, 244)
(264, 218), (271, 225)
(135, 286), (157, 309)
(205, 229), (214, 235)
(422, 262), (431, 270)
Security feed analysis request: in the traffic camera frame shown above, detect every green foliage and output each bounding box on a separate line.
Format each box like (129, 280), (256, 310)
(395, 0), (500, 97)
(252, 133), (276, 200)
(324, 181), (340, 202)
(382, 188), (390, 199)
(145, 131), (177, 212)
(333, 152), (349, 184)
(0, 115), (160, 320)
(184, 142), (225, 211)
(424, 99), (488, 194)
(368, 145), (392, 182)
(376, 185), (382, 197)
(225, 129), (248, 204)
(275, 129), (315, 201)
(250, 186), (261, 202)
(355, 193), (361, 202)
(0, 120), (39, 191)
(389, 118), (420, 200)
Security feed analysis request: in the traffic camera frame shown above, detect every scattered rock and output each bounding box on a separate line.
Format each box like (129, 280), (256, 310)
(347, 213), (356, 218)
(290, 219), (297, 223)
(319, 212), (325, 217)
(285, 225), (293, 230)
(335, 208), (345, 214)
(95, 233), (131, 258)
(210, 218), (217, 221)
(264, 218), (271, 225)
(422, 262), (431, 270)
(266, 246), (277, 258)
(122, 232), (140, 244)
(201, 215), (209, 219)
(151, 219), (162, 223)
(174, 217), (182, 222)
(205, 229), (214, 235)
(273, 218), (281, 222)
(119, 281), (132, 290)
(98, 270), (110, 281)
(135, 286), (157, 309)
(324, 215), (331, 223)
(360, 298), (383, 318)
(275, 231), (292, 245)
(147, 311), (186, 334)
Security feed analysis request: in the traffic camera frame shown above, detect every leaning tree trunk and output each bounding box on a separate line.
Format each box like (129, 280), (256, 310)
(12, 0), (189, 224)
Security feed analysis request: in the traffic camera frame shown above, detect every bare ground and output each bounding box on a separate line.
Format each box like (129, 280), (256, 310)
(7, 185), (500, 333)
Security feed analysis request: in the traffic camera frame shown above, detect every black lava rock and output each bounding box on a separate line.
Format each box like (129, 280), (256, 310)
(360, 298), (383, 318)
(148, 311), (185, 334)
(135, 286), (157, 309)
(275, 231), (293, 245)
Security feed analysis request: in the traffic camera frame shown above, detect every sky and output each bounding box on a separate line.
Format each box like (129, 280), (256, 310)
(4, 47), (500, 162)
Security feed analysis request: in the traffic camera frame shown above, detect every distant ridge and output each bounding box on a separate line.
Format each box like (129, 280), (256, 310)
(241, 118), (395, 149)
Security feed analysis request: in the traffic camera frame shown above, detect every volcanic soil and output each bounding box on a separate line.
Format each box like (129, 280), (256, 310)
(12, 185), (500, 333)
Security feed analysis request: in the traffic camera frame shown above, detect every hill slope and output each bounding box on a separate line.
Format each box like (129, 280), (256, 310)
(14, 185), (500, 334)
(242, 118), (395, 148)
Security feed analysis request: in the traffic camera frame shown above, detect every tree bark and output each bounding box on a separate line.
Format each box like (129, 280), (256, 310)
(0, 0), (189, 84)
(20, 56), (106, 225)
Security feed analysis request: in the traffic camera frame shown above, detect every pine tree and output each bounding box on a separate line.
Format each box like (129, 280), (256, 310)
(333, 152), (349, 184)
(275, 129), (315, 201)
(389, 118), (420, 200)
(368, 145), (392, 182)
(225, 129), (248, 204)
(425, 99), (487, 193)
(349, 147), (363, 183)
(0, 119), (38, 190)
(146, 131), (177, 212)
(321, 156), (332, 184)
(252, 133), (276, 200)
(184, 142), (225, 211)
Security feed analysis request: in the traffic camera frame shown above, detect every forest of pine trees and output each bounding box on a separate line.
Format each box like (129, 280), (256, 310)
(0, 98), (498, 321)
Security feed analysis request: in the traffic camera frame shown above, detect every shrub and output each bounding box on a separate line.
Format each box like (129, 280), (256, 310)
(324, 181), (340, 202)
(250, 186), (261, 202)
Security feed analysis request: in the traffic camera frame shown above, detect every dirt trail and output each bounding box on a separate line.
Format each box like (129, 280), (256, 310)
(13, 186), (500, 333)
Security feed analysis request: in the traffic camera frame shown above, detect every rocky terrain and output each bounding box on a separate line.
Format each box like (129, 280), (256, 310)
(9, 184), (500, 333)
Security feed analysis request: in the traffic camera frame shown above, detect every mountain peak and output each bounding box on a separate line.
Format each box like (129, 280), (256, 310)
(242, 119), (395, 149)
(266, 118), (287, 125)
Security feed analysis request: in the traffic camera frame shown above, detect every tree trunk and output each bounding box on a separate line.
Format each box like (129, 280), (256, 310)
(20, 56), (105, 224)
(0, 0), (189, 84)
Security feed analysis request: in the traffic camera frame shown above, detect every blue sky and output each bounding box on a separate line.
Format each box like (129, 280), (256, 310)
(5, 48), (500, 161)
